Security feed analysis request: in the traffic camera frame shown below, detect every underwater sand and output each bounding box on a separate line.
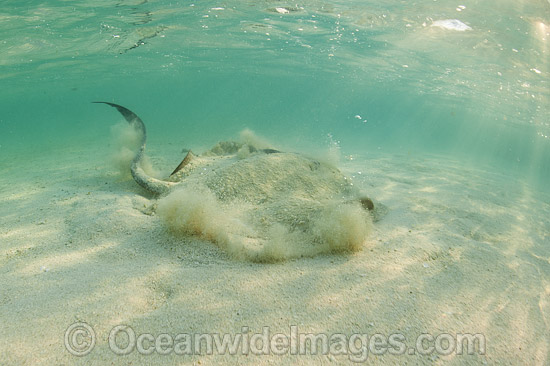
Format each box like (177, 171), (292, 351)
(0, 141), (549, 365)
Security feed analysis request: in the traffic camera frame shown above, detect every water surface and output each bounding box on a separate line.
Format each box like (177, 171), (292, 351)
(1, 0), (549, 187)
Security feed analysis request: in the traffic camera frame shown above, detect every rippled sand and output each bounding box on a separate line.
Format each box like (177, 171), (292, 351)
(0, 142), (549, 365)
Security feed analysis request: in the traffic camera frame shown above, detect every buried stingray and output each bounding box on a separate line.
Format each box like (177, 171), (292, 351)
(96, 102), (375, 262)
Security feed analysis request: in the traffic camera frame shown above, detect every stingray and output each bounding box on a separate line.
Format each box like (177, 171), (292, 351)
(95, 101), (375, 261)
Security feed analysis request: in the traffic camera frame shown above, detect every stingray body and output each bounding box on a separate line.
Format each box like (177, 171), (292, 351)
(96, 102), (374, 261)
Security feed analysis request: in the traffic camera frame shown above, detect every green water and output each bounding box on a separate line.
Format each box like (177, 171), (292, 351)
(1, 0), (549, 190)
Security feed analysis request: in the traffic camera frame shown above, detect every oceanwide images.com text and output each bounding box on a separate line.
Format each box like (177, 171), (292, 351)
(65, 322), (486, 362)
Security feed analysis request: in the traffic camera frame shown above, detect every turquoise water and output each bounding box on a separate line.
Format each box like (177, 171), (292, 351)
(2, 3), (550, 364)
(1, 0), (549, 190)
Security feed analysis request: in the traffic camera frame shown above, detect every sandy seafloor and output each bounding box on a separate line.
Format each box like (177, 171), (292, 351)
(0, 140), (549, 366)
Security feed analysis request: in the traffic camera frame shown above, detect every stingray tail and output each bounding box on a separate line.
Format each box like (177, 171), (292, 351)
(94, 101), (174, 195)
